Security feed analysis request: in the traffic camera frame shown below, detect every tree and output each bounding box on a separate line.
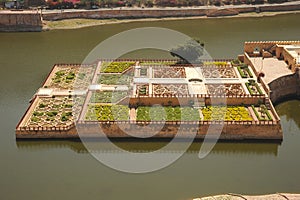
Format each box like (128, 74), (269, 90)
(170, 39), (205, 64)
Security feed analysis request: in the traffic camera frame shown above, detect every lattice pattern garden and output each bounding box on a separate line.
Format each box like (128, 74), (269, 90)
(47, 66), (94, 89)
(153, 67), (186, 78)
(27, 97), (74, 127)
(206, 84), (245, 96)
(153, 84), (189, 96)
(201, 66), (237, 78)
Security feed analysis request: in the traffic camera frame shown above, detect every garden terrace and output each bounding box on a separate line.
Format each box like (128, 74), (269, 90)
(100, 61), (135, 73)
(152, 84), (189, 96)
(84, 104), (130, 121)
(44, 64), (94, 90)
(97, 73), (133, 85)
(206, 84), (245, 96)
(237, 65), (254, 78)
(16, 55), (283, 140)
(136, 106), (200, 121)
(251, 105), (274, 121)
(245, 80), (264, 95)
(153, 67), (186, 78)
(201, 106), (253, 121)
(201, 66), (237, 78)
(24, 96), (75, 128)
(90, 91), (128, 103)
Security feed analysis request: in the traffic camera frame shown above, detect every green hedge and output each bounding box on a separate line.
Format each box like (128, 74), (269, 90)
(251, 105), (272, 121)
(246, 82), (263, 95)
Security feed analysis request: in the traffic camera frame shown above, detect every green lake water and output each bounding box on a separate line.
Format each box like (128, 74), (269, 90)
(1, 13), (300, 200)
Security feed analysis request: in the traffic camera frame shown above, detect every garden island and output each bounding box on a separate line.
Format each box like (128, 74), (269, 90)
(16, 41), (300, 140)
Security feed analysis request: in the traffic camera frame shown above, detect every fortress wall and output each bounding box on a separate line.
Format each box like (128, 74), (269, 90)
(0, 13), (42, 32)
(259, 4), (300, 12)
(42, 9), (208, 21)
(42, 4), (300, 21)
(269, 72), (300, 104)
(16, 122), (282, 140)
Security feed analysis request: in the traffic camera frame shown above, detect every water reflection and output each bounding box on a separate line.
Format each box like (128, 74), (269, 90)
(16, 140), (279, 156)
(276, 100), (300, 131)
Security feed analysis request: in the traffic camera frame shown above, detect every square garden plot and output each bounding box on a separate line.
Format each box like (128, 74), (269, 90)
(136, 106), (200, 121)
(153, 84), (189, 96)
(90, 91), (128, 103)
(85, 104), (129, 121)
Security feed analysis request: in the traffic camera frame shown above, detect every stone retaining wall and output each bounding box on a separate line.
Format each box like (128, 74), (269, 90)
(41, 4), (300, 21)
(269, 72), (300, 104)
(0, 13), (42, 32)
(16, 121), (282, 140)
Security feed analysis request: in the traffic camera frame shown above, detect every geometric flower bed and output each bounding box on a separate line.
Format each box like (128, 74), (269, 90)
(153, 84), (189, 96)
(97, 74), (132, 85)
(100, 62), (135, 73)
(251, 105), (272, 120)
(27, 97), (74, 127)
(84, 104), (129, 121)
(201, 106), (253, 121)
(90, 91), (128, 103)
(245, 80), (263, 95)
(153, 67), (186, 78)
(201, 66), (237, 78)
(136, 106), (200, 121)
(237, 65), (253, 78)
(48, 66), (94, 89)
(136, 85), (149, 96)
(206, 84), (245, 96)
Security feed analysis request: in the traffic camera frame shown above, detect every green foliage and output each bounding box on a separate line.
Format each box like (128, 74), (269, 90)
(203, 61), (227, 66)
(201, 106), (252, 121)
(251, 105), (272, 121)
(66, 72), (76, 80)
(140, 61), (176, 66)
(52, 69), (76, 85)
(33, 111), (44, 116)
(98, 74), (131, 85)
(31, 116), (40, 122)
(85, 105), (129, 121)
(231, 59), (241, 65)
(170, 39), (204, 64)
(100, 62), (135, 73)
(138, 85), (147, 95)
(61, 112), (73, 122)
(136, 106), (200, 121)
(246, 81), (263, 95)
(39, 103), (46, 108)
(46, 111), (58, 117)
(90, 91), (127, 103)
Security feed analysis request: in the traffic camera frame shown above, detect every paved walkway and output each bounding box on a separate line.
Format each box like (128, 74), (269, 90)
(250, 57), (293, 84)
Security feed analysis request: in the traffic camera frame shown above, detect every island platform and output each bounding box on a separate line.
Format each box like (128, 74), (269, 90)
(16, 41), (300, 140)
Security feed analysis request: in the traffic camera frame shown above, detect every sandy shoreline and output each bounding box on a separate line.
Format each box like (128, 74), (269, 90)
(44, 10), (300, 30)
